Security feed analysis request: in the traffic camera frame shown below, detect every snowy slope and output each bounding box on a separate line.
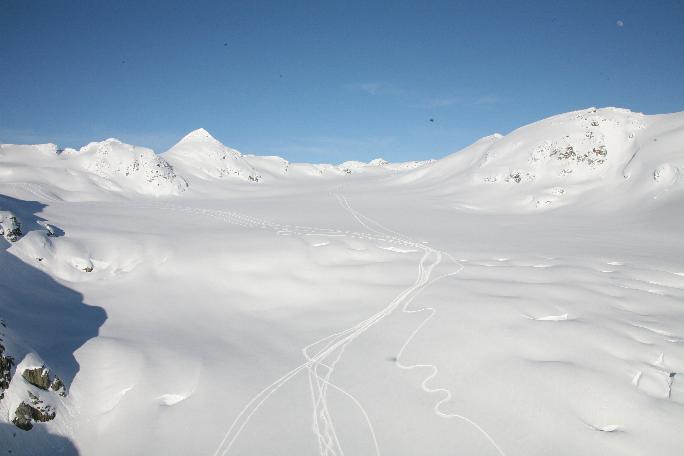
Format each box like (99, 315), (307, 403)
(0, 140), (187, 198)
(162, 129), (263, 182)
(398, 107), (684, 210)
(63, 139), (188, 196)
(0, 107), (683, 456)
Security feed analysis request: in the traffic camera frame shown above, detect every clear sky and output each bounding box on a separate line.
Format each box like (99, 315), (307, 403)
(1, 0), (683, 163)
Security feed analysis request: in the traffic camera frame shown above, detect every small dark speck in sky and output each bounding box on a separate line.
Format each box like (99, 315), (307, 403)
(429, 118), (434, 123)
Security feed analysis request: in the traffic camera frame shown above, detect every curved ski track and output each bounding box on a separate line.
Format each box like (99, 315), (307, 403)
(128, 193), (506, 456)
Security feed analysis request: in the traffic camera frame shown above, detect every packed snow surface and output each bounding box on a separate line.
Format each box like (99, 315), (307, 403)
(0, 107), (683, 455)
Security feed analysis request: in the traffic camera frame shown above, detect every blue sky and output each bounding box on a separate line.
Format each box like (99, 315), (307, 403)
(1, 0), (683, 163)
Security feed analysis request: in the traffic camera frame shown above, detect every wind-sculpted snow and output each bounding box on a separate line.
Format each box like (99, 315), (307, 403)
(0, 107), (683, 455)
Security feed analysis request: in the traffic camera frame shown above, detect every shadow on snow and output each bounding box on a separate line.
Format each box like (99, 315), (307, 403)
(1, 194), (107, 453)
(0, 421), (79, 455)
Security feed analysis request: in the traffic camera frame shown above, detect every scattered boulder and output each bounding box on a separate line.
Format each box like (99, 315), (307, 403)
(547, 143), (608, 166)
(506, 170), (535, 183)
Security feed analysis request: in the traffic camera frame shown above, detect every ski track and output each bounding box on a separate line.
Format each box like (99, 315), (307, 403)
(334, 193), (507, 456)
(129, 193), (505, 456)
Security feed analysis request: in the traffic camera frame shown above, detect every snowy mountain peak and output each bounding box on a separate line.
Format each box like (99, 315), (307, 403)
(177, 128), (223, 146)
(163, 129), (260, 182)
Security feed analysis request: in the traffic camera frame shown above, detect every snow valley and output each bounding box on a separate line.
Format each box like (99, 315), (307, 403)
(1, 107), (683, 455)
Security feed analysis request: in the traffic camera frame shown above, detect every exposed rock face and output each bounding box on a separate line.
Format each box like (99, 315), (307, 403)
(20, 365), (67, 397)
(0, 350), (69, 430)
(0, 212), (22, 242)
(12, 392), (56, 431)
(21, 367), (51, 390)
(0, 320), (14, 400)
(50, 376), (67, 397)
(0, 343), (13, 400)
(548, 144), (608, 166)
(2, 365), (67, 430)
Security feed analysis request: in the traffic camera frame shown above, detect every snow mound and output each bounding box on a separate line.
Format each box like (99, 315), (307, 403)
(337, 158), (432, 175)
(162, 128), (261, 182)
(243, 154), (290, 177)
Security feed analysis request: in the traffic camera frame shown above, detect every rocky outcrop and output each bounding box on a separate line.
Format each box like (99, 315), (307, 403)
(0, 347), (13, 400)
(0, 321), (67, 430)
(12, 392), (56, 431)
(0, 346), (13, 400)
(0, 212), (22, 242)
(3, 364), (67, 430)
(49, 376), (67, 397)
(21, 365), (67, 397)
(0, 320), (14, 400)
(21, 367), (50, 390)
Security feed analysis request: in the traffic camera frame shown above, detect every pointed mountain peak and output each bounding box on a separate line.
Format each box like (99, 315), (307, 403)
(164, 128), (246, 162)
(179, 128), (219, 143)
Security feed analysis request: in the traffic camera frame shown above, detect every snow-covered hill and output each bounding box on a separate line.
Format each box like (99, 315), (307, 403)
(63, 139), (188, 195)
(397, 107), (684, 210)
(0, 140), (187, 198)
(2, 107), (682, 207)
(1, 107), (683, 456)
(162, 128), (263, 182)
